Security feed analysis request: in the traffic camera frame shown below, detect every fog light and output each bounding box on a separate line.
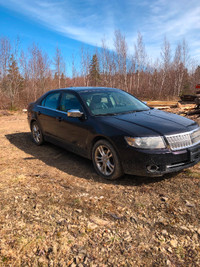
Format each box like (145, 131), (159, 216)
(147, 165), (159, 173)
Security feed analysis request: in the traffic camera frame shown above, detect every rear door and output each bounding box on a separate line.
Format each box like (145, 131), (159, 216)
(36, 91), (61, 137)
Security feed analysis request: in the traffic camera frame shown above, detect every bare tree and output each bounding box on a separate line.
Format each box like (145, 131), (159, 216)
(80, 46), (90, 86)
(71, 53), (77, 86)
(113, 30), (128, 90)
(173, 39), (190, 96)
(0, 37), (11, 78)
(100, 39), (117, 88)
(160, 37), (172, 96)
(53, 46), (65, 88)
(100, 39), (109, 86)
(134, 32), (147, 94)
(13, 36), (21, 63)
(28, 43), (50, 100)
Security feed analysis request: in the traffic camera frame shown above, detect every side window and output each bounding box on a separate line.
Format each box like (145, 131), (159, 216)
(60, 93), (83, 112)
(41, 92), (60, 109)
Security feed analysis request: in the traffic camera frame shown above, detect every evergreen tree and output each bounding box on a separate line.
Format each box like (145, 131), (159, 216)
(60, 73), (66, 88)
(89, 54), (100, 86)
(6, 54), (23, 108)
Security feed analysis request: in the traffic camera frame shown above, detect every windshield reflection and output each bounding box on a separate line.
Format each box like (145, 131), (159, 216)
(80, 90), (150, 116)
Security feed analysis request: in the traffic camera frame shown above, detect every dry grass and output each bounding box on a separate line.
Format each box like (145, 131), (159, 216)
(0, 112), (199, 266)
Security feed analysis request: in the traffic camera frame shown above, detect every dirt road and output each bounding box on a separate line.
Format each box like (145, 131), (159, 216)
(0, 112), (199, 266)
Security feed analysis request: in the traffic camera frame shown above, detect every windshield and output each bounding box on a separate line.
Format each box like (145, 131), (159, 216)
(80, 89), (150, 115)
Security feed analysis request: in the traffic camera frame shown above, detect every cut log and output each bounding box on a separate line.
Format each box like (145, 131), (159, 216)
(182, 106), (196, 111)
(177, 102), (182, 108)
(146, 101), (178, 107)
(154, 106), (171, 110)
(187, 109), (200, 116)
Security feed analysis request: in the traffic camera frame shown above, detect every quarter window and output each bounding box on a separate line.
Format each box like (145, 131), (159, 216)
(41, 92), (60, 109)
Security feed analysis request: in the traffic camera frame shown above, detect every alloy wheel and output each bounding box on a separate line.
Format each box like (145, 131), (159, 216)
(32, 123), (41, 144)
(94, 145), (115, 176)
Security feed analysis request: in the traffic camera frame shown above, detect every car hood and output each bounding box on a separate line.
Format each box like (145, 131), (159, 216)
(99, 109), (198, 136)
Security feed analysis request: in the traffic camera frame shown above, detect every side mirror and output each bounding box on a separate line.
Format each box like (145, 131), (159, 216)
(67, 109), (84, 118)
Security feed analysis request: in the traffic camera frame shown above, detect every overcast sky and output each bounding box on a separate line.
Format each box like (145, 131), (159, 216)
(0, 0), (200, 63)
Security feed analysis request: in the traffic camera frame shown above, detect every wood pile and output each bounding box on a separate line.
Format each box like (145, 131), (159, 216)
(146, 101), (177, 110)
(145, 100), (200, 116)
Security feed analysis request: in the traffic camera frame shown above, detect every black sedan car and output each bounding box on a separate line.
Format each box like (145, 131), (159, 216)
(28, 87), (200, 179)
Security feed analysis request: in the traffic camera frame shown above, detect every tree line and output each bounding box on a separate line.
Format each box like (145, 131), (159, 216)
(0, 31), (200, 109)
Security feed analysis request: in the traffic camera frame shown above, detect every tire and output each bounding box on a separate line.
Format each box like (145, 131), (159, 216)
(31, 121), (44, 145)
(92, 139), (123, 180)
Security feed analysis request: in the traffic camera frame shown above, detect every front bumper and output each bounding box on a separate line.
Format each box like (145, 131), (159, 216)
(121, 143), (200, 177)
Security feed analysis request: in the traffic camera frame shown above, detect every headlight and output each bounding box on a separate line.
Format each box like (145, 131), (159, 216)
(191, 127), (200, 144)
(125, 136), (166, 149)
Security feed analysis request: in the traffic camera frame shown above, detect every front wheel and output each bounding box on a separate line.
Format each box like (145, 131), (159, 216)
(31, 121), (44, 145)
(92, 140), (123, 180)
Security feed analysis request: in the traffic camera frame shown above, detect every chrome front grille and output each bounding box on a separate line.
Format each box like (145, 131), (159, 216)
(165, 127), (200, 151)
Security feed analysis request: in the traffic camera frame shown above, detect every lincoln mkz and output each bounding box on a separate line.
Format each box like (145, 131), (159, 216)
(28, 87), (200, 180)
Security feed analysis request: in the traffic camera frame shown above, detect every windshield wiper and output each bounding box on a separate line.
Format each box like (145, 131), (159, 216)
(95, 109), (150, 116)
(135, 109), (150, 112)
(95, 112), (118, 116)
(119, 109), (150, 114)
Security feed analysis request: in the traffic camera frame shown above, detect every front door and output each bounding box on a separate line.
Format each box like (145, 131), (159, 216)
(56, 92), (90, 155)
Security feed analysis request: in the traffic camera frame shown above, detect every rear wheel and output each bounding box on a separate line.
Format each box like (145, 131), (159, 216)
(92, 140), (123, 180)
(31, 121), (44, 145)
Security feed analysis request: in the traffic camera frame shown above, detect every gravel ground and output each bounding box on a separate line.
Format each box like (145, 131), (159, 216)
(0, 111), (199, 266)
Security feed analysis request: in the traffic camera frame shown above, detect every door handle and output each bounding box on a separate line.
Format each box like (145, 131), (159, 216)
(56, 117), (63, 122)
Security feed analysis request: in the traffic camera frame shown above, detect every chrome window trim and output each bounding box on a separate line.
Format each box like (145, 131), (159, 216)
(37, 105), (83, 116)
(38, 105), (60, 112)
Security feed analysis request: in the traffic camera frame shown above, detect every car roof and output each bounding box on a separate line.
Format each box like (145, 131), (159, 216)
(47, 87), (122, 94)
(67, 87), (120, 91)
(37, 87), (124, 102)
